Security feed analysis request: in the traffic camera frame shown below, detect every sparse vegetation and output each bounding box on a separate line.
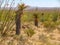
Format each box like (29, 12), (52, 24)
(24, 29), (35, 37)
(0, 0), (60, 45)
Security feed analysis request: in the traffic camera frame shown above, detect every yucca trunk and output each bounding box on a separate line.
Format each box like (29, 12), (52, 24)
(16, 15), (20, 35)
(34, 14), (38, 27)
(16, 10), (22, 35)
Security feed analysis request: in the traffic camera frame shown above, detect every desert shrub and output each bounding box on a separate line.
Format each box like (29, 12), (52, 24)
(52, 13), (58, 22)
(21, 12), (34, 22)
(24, 29), (35, 37)
(40, 14), (52, 22)
(0, 10), (15, 36)
(43, 21), (56, 28)
(43, 21), (60, 33)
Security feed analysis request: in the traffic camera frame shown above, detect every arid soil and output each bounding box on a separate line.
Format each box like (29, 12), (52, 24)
(0, 22), (60, 45)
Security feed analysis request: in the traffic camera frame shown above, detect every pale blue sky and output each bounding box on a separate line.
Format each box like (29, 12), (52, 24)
(21, 0), (60, 7)
(1, 0), (60, 7)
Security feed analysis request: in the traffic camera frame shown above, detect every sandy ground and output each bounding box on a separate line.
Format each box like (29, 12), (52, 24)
(0, 22), (60, 45)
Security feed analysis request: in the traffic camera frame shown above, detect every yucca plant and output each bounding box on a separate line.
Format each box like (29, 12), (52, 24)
(15, 3), (28, 35)
(34, 13), (38, 27)
(33, 8), (39, 27)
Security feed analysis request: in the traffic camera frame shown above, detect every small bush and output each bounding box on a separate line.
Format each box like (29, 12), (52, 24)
(44, 21), (56, 28)
(24, 29), (35, 37)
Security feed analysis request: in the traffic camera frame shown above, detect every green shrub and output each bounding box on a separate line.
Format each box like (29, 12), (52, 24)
(52, 14), (58, 22)
(24, 29), (35, 37)
(44, 21), (56, 28)
(43, 21), (58, 33)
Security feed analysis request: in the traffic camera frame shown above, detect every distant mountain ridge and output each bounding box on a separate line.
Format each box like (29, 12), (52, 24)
(25, 7), (60, 11)
(0, 7), (60, 11)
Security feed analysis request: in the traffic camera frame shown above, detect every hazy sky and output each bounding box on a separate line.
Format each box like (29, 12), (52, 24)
(22, 0), (60, 7)
(1, 0), (60, 7)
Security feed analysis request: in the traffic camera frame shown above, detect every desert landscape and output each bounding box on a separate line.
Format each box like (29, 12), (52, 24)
(0, 0), (60, 45)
